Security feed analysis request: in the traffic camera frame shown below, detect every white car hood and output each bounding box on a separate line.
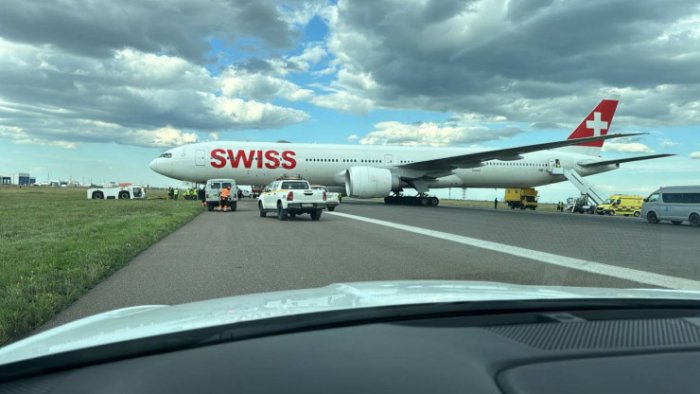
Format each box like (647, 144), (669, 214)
(2, 280), (700, 366)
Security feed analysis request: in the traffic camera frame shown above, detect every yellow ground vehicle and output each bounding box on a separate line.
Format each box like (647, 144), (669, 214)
(505, 188), (538, 210)
(596, 194), (643, 216)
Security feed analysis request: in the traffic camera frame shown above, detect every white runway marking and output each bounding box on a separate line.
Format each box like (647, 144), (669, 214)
(328, 211), (700, 290)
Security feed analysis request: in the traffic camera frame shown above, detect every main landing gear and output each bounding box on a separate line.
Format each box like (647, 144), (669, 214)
(384, 194), (439, 206)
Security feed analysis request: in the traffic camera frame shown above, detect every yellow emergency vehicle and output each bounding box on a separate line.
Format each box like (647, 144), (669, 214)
(596, 194), (643, 216)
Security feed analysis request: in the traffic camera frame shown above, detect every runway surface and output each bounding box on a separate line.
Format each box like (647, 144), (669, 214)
(42, 199), (700, 330)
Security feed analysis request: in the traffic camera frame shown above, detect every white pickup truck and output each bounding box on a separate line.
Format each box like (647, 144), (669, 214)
(311, 185), (340, 211)
(258, 178), (327, 220)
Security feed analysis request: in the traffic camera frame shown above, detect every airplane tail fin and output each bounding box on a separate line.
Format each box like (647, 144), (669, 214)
(561, 99), (619, 156)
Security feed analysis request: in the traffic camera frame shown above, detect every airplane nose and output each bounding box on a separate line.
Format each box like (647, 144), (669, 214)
(149, 159), (160, 173)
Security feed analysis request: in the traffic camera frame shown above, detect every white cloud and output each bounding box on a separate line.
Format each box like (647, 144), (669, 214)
(219, 68), (313, 101)
(660, 138), (680, 148)
(346, 134), (358, 142)
(602, 142), (655, 153)
(311, 90), (374, 114)
(690, 151), (700, 159)
(358, 121), (521, 147)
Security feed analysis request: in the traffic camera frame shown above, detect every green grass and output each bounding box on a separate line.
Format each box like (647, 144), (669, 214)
(0, 186), (203, 345)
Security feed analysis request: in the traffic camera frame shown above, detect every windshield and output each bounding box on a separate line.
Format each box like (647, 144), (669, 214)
(1, 0), (699, 368)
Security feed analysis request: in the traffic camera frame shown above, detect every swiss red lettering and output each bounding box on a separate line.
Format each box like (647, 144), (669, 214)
(256, 150), (263, 169)
(282, 150), (296, 169)
(264, 150), (280, 169)
(209, 148), (297, 170)
(227, 149), (255, 168)
(210, 149), (226, 169)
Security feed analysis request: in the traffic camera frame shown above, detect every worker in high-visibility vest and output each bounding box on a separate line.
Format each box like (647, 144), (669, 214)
(219, 185), (231, 211)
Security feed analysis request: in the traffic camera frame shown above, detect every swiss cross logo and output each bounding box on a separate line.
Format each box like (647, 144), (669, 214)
(586, 111), (608, 137)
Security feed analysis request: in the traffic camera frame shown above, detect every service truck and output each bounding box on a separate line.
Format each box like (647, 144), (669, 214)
(596, 194), (643, 216)
(505, 188), (538, 210)
(311, 185), (340, 211)
(204, 179), (239, 212)
(87, 185), (146, 200)
(258, 177), (327, 220)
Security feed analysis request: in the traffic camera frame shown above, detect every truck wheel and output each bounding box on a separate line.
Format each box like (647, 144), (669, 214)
(609, 210), (616, 216)
(118, 191), (129, 199)
(277, 203), (288, 221)
(633, 211), (640, 217)
(311, 209), (322, 221)
(258, 202), (266, 217)
(92, 191), (104, 199)
(689, 213), (700, 227)
(647, 212), (660, 224)
(328, 206), (335, 211)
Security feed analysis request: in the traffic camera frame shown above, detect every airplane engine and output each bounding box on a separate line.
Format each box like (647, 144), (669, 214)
(345, 167), (399, 198)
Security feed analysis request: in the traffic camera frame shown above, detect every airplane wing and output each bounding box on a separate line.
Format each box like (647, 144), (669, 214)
(578, 153), (675, 168)
(398, 132), (646, 172)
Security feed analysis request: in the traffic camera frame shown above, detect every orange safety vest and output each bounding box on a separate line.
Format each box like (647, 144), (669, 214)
(220, 188), (231, 198)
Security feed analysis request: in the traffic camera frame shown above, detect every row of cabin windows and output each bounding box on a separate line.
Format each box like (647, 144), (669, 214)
(304, 158), (383, 163)
(300, 158), (548, 167)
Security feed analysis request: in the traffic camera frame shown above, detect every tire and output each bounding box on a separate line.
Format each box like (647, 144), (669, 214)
(277, 203), (288, 221)
(310, 209), (322, 221)
(92, 191), (104, 199)
(647, 212), (660, 224)
(208, 202), (214, 212)
(609, 210), (616, 216)
(689, 213), (700, 227)
(258, 202), (266, 217)
(633, 211), (640, 217)
(230, 202), (237, 212)
(671, 221), (682, 225)
(429, 197), (439, 206)
(289, 213), (297, 219)
(328, 206), (335, 211)
(118, 191), (129, 199)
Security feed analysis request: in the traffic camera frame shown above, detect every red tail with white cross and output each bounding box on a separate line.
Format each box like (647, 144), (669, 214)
(565, 99), (618, 155)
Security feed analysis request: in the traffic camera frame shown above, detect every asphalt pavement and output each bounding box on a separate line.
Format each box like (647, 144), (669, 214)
(41, 198), (700, 330)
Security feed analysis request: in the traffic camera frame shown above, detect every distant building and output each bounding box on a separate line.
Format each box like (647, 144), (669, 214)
(1, 175), (11, 185)
(16, 173), (36, 186)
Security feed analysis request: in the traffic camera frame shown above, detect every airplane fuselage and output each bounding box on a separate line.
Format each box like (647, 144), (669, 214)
(150, 141), (616, 192)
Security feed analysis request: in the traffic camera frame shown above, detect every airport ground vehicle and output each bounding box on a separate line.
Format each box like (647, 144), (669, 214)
(238, 185), (252, 198)
(564, 195), (596, 214)
(596, 194), (643, 216)
(251, 185), (263, 199)
(87, 185), (146, 200)
(641, 186), (700, 226)
(311, 185), (340, 211)
(505, 188), (538, 210)
(258, 177), (327, 220)
(204, 179), (238, 212)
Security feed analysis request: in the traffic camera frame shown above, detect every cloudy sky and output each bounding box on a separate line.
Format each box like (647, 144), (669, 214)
(0, 0), (698, 200)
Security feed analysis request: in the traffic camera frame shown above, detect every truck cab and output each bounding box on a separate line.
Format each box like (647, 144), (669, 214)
(505, 188), (538, 210)
(205, 179), (238, 212)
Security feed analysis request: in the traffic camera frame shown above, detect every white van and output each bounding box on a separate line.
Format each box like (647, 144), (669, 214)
(204, 179), (238, 212)
(641, 186), (700, 226)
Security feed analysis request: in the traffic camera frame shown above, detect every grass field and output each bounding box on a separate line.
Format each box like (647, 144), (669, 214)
(0, 186), (203, 346)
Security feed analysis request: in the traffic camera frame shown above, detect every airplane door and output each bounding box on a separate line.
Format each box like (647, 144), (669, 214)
(195, 150), (206, 166)
(548, 158), (564, 175)
(384, 154), (393, 164)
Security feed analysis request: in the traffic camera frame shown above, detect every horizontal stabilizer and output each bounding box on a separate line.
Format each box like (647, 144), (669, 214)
(578, 154), (675, 167)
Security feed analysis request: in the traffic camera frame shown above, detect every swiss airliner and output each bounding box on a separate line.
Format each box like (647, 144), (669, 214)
(149, 100), (672, 206)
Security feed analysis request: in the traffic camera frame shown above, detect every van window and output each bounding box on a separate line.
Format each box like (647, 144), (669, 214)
(647, 193), (659, 202)
(210, 183), (220, 189)
(663, 193), (700, 203)
(222, 183), (232, 189)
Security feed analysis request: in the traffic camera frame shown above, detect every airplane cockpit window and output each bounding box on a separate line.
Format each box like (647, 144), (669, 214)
(159, 153), (172, 158)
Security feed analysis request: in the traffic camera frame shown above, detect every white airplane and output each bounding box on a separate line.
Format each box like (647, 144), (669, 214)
(149, 99), (672, 206)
